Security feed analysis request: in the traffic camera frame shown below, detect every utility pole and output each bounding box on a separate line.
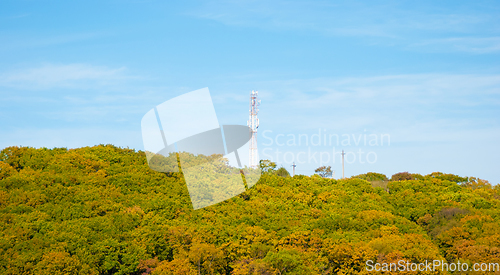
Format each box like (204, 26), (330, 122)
(342, 150), (345, 179)
(291, 162), (296, 177)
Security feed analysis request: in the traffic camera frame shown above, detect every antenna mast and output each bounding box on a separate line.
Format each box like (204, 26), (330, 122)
(248, 90), (260, 169)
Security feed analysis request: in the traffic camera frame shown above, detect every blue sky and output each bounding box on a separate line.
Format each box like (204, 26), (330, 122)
(1, 0), (499, 183)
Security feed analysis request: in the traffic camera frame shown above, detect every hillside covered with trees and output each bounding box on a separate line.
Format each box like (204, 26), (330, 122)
(0, 145), (499, 274)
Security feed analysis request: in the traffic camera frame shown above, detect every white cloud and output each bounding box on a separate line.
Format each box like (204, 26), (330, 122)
(254, 73), (500, 107)
(0, 32), (105, 52)
(217, 73), (500, 143)
(410, 37), (500, 53)
(189, 0), (500, 53)
(0, 63), (133, 90)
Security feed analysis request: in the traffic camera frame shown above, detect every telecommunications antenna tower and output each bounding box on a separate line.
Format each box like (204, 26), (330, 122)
(248, 90), (260, 169)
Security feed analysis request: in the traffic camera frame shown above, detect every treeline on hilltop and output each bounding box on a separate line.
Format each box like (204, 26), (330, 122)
(0, 145), (499, 274)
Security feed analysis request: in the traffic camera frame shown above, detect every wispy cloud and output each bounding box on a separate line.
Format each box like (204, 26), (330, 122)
(255, 73), (500, 106)
(0, 31), (105, 51)
(0, 63), (177, 131)
(0, 63), (135, 90)
(189, 0), (500, 53)
(224, 73), (500, 139)
(410, 37), (500, 53)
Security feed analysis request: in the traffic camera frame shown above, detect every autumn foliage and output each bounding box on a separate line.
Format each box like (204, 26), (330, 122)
(0, 145), (499, 274)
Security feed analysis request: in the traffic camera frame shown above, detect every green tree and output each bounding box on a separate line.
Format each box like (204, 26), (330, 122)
(259, 160), (277, 173)
(275, 167), (290, 178)
(390, 171), (416, 181)
(264, 249), (303, 275)
(352, 172), (388, 182)
(314, 166), (332, 178)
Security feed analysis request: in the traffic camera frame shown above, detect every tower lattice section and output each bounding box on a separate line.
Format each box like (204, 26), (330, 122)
(248, 90), (260, 169)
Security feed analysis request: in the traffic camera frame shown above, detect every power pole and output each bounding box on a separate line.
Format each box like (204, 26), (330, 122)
(291, 162), (296, 177)
(342, 150), (345, 179)
(248, 90), (260, 169)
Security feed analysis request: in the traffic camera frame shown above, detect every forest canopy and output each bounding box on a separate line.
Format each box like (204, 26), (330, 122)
(0, 145), (499, 274)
